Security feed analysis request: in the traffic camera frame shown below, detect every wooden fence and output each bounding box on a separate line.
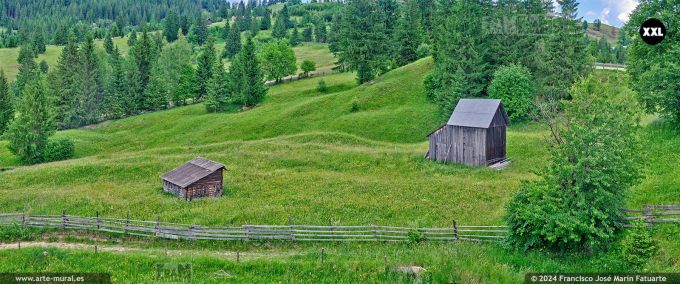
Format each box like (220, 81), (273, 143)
(0, 212), (506, 243)
(623, 204), (680, 225)
(1, 205), (676, 243)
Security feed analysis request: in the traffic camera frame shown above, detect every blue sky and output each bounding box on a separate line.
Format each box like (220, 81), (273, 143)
(575, 0), (639, 27)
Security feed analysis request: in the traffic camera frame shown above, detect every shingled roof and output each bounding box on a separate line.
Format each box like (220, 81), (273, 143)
(446, 99), (508, 128)
(161, 157), (225, 188)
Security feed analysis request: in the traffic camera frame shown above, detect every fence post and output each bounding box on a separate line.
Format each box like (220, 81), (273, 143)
(643, 204), (652, 225)
(21, 213), (25, 226)
(237, 250), (240, 262)
(452, 219), (458, 241)
(125, 211), (130, 236)
(321, 248), (325, 264)
(61, 209), (66, 230)
(288, 217), (294, 241)
(372, 219), (378, 242)
(96, 211), (100, 230)
(156, 215), (161, 238)
(384, 256), (388, 273)
(244, 225), (250, 241)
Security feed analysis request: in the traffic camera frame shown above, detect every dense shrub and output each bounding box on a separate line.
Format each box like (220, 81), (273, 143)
(317, 79), (327, 92)
(43, 137), (75, 162)
(350, 97), (359, 112)
(506, 75), (643, 252)
(620, 220), (658, 269)
(416, 43), (431, 59)
(488, 64), (534, 120)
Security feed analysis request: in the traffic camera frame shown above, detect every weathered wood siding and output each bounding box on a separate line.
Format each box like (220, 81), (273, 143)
(163, 180), (186, 198)
(485, 126), (506, 164)
(185, 169), (223, 200)
(428, 126), (488, 166)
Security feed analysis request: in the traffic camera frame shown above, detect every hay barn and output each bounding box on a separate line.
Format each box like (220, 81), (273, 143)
(426, 99), (509, 166)
(161, 157), (225, 200)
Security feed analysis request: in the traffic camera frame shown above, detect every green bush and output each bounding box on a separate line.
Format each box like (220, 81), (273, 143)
(407, 230), (426, 244)
(620, 220), (658, 269)
(488, 64), (534, 120)
(416, 43), (431, 59)
(43, 137), (75, 162)
(350, 97), (359, 112)
(0, 224), (30, 242)
(505, 75), (643, 252)
(317, 79), (327, 92)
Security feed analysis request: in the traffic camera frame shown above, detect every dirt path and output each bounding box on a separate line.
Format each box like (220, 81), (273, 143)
(0, 241), (300, 260)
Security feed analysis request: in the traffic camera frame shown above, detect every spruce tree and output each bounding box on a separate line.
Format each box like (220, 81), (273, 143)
(339, 0), (388, 84)
(238, 37), (266, 107)
(104, 33), (114, 54)
(193, 16), (209, 45)
(303, 25), (313, 42)
(127, 31), (137, 47)
(0, 70), (11, 134)
(289, 28), (300, 46)
(104, 47), (126, 119)
(394, 0), (422, 67)
(196, 36), (216, 101)
(314, 22), (327, 43)
(144, 64), (169, 111)
(78, 34), (104, 126)
(272, 10), (288, 39)
(110, 23), (120, 37)
(260, 9), (272, 30)
(6, 75), (55, 164)
(174, 64), (199, 106)
(163, 11), (180, 43)
(223, 21), (242, 59)
(133, 28), (155, 106)
(53, 31), (81, 128)
(205, 58), (230, 112)
(14, 45), (38, 97)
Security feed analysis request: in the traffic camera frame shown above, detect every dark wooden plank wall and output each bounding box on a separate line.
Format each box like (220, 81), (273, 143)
(485, 126), (506, 164)
(186, 169), (223, 199)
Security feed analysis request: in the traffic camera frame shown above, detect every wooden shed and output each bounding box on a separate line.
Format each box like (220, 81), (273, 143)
(426, 99), (509, 166)
(161, 157), (225, 200)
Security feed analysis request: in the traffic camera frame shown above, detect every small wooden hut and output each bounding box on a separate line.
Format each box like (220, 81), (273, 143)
(426, 99), (509, 166)
(161, 157), (226, 200)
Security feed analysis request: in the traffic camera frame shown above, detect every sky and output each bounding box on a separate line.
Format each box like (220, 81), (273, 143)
(575, 0), (639, 27)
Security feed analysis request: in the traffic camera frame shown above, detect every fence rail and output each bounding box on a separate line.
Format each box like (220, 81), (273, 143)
(0, 213), (506, 243)
(623, 204), (680, 225)
(1, 205), (676, 243)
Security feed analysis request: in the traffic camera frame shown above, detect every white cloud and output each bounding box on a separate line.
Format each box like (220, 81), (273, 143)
(603, 0), (639, 25)
(600, 8), (610, 24)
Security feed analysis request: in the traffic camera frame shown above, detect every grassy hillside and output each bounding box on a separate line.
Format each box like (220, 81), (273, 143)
(586, 22), (620, 45)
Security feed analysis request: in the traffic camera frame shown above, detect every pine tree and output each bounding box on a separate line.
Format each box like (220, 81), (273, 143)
(53, 31), (81, 128)
(132, 28), (155, 106)
(33, 30), (47, 54)
(144, 64), (169, 111)
(6, 75), (55, 164)
(163, 11), (180, 43)
(394, 0), (422, 67)
(223, 21), (242, 58)
(289, 28), (300, 46)
(536, 0), (590, 100)
(104, 33), (114, 54)
(196, 36), (216, 100)
(272, 9), (288, 39)
(238, 37), (266, 107)
(78, 34), (104, 126)
(250, 18), (260, 37)
(110, 23), (120, 37)
(339, 0), (389, 84)
(14, 44), (38, 97)
(127, 31), (137, 47)
(260, 9), (272, 30)
(39, 60), (49, 74)
(104, 47), (126, 119)
(193, 16), (209, 45)
(0, 70), (12, 134)
(303, 25), (313, 42)
(205, 58), (230, 112)
(314, 22), (327, 43)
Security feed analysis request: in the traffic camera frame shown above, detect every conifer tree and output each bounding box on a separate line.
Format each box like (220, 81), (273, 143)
(0, 70), (11, 134)
(223, 21), (242, 58)
(205, 58), (230, 112)
(157, 35), (193, 106)
(144, 65), (169, 111)
(133, 28), (155, 105)
(104, 33), (114, 54)
(339, 0), (388, 84)
(110, 23), (120, 37)
(303, 25), (313, 42)
(196, 36), (216, 100)
(289, 28), (300, 46)
(6, 75), (54, 164)
(237, 37), (266, 107)
(272, 9), (288, 39)
(127, 31), (137, 47)
(104, 47), (126, 119)
(53, 32), (81, 128)
(314, 22), (326, 43)
(163, 11), (180, 43)
(173, 64), (199, 106)
(394, 0), (422, 67)
(15, 44), (38, 97)
(260, 9), (272, 30)
(78, 34), (104, 126)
